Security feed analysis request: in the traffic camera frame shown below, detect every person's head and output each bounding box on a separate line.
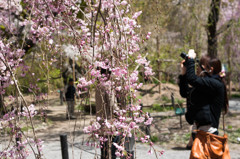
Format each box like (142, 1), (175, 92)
(197, 55), (229, 114)
(69, 78), (74, 86)
(197, 55), (222, 77)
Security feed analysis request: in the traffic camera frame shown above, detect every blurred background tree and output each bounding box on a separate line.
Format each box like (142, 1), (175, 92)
(2, 0), (240, 97)
(129, 0), (240, 93)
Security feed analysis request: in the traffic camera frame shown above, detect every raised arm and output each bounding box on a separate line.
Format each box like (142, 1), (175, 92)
(186, 59), (222, 92)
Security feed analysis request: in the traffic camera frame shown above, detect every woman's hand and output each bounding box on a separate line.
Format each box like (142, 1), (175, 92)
(181, 60), (187, 75)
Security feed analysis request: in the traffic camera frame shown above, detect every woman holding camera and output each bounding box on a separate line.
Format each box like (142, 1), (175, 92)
(178, 54), (229, 158)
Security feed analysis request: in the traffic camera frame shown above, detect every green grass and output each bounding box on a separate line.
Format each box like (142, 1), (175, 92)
(21, 126), (33, 132)
(227, 125), (233, 130)
(183, 132), (191, 144)
(150, 135), (159, 142)
(152, 103), (173, 112)
(1, 127), (12, 134)
(142, 107), (154, 113)
(176, 98), (184, 106)
(161, 80), (167, 84)
(174, 132), (191, 144)
(137, 95), (143, 99)
(161, 95), (171, 103)
(76, 105), (85, 111)
(228, 128), (240, 144)
(142, 103), (174, 113)
(152, 78), (160, 84)
(231, 93), (240, 98)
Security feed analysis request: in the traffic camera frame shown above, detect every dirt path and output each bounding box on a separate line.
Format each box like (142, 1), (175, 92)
(30, 89), (240, 158)
(1, 84), (240, 158)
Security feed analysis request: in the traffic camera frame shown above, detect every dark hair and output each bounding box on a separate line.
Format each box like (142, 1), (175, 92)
(199, 56), (221, 74)
(69, 78), (74, 82)
(199, 55), (229, 114)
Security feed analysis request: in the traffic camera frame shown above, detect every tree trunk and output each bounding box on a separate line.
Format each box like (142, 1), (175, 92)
(207, 0), (221, 58)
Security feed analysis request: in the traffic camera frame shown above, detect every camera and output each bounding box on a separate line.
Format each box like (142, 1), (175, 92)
(180, 50), (197, 66)
(180, 49), (196, 60)
(180, 52), (188, 59)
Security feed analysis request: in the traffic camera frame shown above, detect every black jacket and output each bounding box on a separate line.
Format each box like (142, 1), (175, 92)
(65, 85), (76, 100)
(178, 59), (224, 128)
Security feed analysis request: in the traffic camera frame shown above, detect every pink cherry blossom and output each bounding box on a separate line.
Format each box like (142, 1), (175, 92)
(132, 11), (142, 19)
(121, 1), (128, 6)
(144, 117), (153, 125)
(0, 0), (160, 157)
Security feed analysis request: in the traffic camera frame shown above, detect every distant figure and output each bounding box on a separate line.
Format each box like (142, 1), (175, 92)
(65, 78), (76, 119)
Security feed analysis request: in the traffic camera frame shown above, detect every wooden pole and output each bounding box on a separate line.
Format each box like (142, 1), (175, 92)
(60, 134), (69, 159)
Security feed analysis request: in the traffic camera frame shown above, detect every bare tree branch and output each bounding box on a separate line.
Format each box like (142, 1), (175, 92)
(216, 19), (235, 36)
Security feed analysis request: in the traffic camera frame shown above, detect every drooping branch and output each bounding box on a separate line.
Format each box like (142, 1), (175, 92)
(216, 18), (235, 36)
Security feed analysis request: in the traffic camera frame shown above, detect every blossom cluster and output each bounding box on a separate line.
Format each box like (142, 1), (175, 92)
(0, 104), (42, 158)
(83, 104), (154, 157)
(0, 0), (157, 158)
(0, 137), (44, 159)
(0, 40), (25, 94)
(19, 104), (38, 118)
